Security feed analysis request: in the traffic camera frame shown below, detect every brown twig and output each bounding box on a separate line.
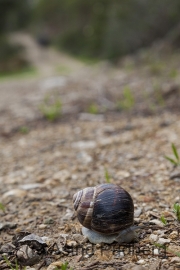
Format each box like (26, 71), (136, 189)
(37, 260), (46, 270)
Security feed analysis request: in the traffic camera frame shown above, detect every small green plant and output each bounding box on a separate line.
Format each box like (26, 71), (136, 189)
(148, 103), (157, 113)
(160, 215), (167, 225)
(3, 255), (26, 270)
(153, 81), (165, 106)
(149, 61), (164, 75)
(169, 69), (178, 79)
(165, 143), (180, 166)
(105, 168), (111, 183)
(40, 94), (62, 121)
(0, 67), (38, 81)
(173, 203), (180, 222)
(154, 243), (180, 258)
(117, 86), (134, 110)
(56, 65), (71, 75)
(0, 202), (5, 212)
(88, 103), (98, 114)
(58, 262), (73, 270)
(19, 126), (29, 134)
(154, 242), (166, 249)
(54, 262), (73, 270)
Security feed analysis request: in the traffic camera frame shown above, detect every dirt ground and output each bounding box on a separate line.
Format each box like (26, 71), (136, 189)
(0, 33), (180, 270)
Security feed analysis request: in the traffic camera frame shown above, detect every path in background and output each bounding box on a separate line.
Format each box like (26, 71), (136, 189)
(0, 32), (89, 132)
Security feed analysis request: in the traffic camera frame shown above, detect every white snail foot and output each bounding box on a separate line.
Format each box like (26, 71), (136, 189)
(82, 226), (141, 244)
(82, 227), (117, 244)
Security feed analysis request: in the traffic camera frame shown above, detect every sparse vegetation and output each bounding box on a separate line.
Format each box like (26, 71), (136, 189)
(165, 143), (180, 166)
(105, 168), (111, 183)
(169, 69), (178, 78)
(153, 81), (165, 106)
(56, 65), (71, 75)
(149, 61), (165, 75)
(160, 215), (167, 225)
(117, 86), (134, 110)
(154, 243), (180, 258)
(56, 262), (73, 270)
(3, 256), (26, 270)
(173, 203), (180, 222)
(34, 0), (180, 60)
(40, 94), (62, 121)
(0, 202), (5, 212)
(19, 126), (29, 134)
(88, 103), (98, 114)
(0, 66), (37, 81)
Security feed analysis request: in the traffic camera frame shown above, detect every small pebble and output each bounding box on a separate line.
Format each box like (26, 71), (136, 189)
(19, 183), (43, 190)
(79, 113), (104, 122)
(47, 261), (63, 270)
(137, 259), (145, 265)
(169, 231), (178, 239)
(53, 170), (71, 182)
(2, 189), (27, 198)
(63, 209), (74, 220)
(38, 224), (47, 229)
(136, 267), (147, 270)
(149, 219), (164, 227)
(171, 257), (180, 263)
(149, 234), (158, 242)
(157, 238), (170, 245)
(156, 230), (165, 235)
(120, 252), (124, 257)
(73, 234), (86, 244)
(116, 170), (130, 178)
(0, 222), (17, 230)
(153, 248), (159, 255)
(134, 208), (142, 218)
(67, 240), (77, 247)
(71, 141), (96, 149)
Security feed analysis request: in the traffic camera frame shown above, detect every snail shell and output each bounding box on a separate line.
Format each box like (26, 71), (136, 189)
(73, 183), (134, 235)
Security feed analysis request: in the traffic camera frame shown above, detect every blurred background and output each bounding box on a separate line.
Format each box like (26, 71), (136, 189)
(1, 0), (180, 70)
(1, 0), (180, 133)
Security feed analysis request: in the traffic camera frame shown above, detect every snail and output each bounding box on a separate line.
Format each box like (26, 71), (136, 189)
(73, 183), (142, 244)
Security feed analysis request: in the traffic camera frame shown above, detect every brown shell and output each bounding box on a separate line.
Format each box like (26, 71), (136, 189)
(73, 183), (134, 234)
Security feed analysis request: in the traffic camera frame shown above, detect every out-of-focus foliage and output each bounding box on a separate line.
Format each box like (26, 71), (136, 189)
(0, 38), (27, 73)
(1, 0), (180, 69)
(0, 0), (31, 33)
(0, 0), (31, 73)
(33, 0), (180, 60)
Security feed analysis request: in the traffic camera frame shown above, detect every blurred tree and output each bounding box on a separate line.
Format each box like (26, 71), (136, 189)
(33, 0), (180, 60)
(25, 0), (180, 60)
(0, 0), (30, 33)
(0, 0), (31, 73)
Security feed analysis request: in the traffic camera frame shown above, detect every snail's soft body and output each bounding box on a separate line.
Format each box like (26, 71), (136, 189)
(73, 183), (140, 244)
(81, 226), (138, 244)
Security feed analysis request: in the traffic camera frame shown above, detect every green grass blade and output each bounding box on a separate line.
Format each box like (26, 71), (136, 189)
(172, 143), (179, 161)
(0, 202), (5, 212)
(173, 203), (180, 221)
(167, 248), (180, 258)
(3, 255), (15, 270)
(154, 242), (166, 249)
(61, 262), (68, 270)
(164, 156), (177, 165)
(160, 215), (167, 225)
(105, 168), (111, 183)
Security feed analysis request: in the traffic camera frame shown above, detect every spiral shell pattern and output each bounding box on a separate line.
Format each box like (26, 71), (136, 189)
(73, 183), (134, 234)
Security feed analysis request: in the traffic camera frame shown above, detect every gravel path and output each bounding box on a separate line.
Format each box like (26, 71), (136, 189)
(0, 33), (180, 270)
